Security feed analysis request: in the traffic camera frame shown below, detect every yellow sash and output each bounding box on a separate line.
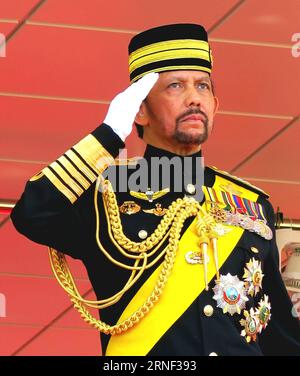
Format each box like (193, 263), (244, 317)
(106, 175), (258, 355)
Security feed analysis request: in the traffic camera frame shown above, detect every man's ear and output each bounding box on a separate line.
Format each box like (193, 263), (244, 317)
(134, 102), (148, 126)
(213, 96), (219, 115)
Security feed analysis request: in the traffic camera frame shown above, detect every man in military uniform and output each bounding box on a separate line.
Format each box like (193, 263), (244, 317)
(11, 24), (300, 355)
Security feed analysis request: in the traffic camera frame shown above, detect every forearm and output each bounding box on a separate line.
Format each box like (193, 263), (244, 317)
(10, 72), (158, 255)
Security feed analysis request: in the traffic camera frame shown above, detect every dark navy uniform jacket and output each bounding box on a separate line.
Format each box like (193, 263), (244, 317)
(11, 124), (300, 356)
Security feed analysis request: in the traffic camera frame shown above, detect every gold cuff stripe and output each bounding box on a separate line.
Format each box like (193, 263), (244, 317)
(43, 167), (77, 203)
(50, 161), (84, 197)
(129, 49), (211, 73)
(42, 133), (115, 203)
(73, 134), (114, 174)
(129, 39), (210, 65)
(65, 150), (97, 182)
(58, 155), (90, 190)
(71, 147), (99, 176)
(132, 65), (211, 83)
(29, 171), (44, 182)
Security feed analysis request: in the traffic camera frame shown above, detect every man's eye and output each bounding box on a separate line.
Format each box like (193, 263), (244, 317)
(168, 82), (181, 88)
(198, 83), (210, 90)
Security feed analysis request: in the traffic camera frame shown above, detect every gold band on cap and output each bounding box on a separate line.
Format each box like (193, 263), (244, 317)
(132, 65), (212, 84)
(129, 39), (210, 65)
(129, 38), (213, 82)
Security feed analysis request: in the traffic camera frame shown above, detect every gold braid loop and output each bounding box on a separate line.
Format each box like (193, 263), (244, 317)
(103, 180), (185, 254)
(49, 180), (216, 334)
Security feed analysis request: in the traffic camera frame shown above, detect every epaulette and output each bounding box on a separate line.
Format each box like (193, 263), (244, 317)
(208, 166), (269, 198)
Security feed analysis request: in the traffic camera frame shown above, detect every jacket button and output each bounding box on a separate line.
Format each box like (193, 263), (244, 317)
(250, 246), (259, 254)
(138, 230), (148, 239)
(209, 352), (218, 356)
(203, 305), (214, 317)
(185, 184), (196, 194)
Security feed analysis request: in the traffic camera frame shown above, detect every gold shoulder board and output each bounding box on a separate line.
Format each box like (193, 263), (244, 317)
(209, 166), (269, 198)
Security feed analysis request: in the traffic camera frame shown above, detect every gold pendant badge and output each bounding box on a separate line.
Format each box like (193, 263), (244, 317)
(119, 201), (141, 215)
(143, 203), (168, 216)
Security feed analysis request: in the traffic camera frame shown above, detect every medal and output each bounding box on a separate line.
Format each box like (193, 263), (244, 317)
(240, 295), (271, 341)
(203, 186), (273, 240)
(213, 273), (249, 315)
(240, 308), (260, 343)
(243, 258), (264, 297)
(211, 223), (232, 237)
(255, 295), (271, 332)
(209, 207), (273, 240)
(119, 201), (141, 215)
(209, 204), (227, 222)
(185, 251), (210, 264)
(143, 203), (168, 216)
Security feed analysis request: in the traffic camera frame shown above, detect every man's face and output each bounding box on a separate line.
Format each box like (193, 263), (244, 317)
(137, 70), (219, 150)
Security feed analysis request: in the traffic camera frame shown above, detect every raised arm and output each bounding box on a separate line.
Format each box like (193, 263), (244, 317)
(10, 73), (158, 259)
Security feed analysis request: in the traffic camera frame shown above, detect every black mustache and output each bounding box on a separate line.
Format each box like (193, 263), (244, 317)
(176, 108), (208, 123)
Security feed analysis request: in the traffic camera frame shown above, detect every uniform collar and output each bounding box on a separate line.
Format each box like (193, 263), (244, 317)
(141, 144), (205, 193)
(143, 143), (202, 161)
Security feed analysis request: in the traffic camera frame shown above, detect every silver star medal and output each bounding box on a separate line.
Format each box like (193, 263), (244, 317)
(213, 273), (248, 315)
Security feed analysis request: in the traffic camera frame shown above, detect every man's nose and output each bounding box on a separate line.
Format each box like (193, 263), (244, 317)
(184, 86), (202, 107)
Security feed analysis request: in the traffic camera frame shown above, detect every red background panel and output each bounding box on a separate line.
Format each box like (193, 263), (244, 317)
(0, 161), (45, 198)
(0, 275), (91, 325)
(0, 325), (41, 355)
(212, 41), (300, 116)
(203, 114), (286, 170)
(0, 220), (52, 276)
(0, 96), (108, 161)
(53, 290), (98, 329)
(0, 21), (17, 36)
(211, 0), (300, 44)
(0, 0), (40, 21)
(0, 219), (91, 278)
(0, 96), (144, 163)
(246, 180), (300, 219)
(16, 327), (100, 355)
(31, 0), (237, 31)
(0, 25), (131, 100)
(236, 120), (300, 182)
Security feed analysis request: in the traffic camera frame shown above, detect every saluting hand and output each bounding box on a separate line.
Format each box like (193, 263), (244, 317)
(103, 72), (159, 141)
